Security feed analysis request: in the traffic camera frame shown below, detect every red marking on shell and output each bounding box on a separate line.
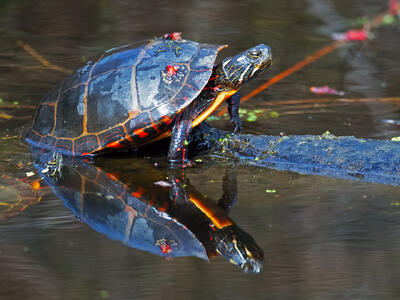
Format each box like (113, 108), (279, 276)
(162, 32), (182, 41)
(169, 32), (182, 40)
(134, 128), (149, 138)
(160, 243), (172, 254)
(106, 173), (120, 181)
(166, 65), (179, 76)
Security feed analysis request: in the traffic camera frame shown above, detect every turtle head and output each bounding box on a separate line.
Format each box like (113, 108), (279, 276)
(218, 44), (272, 89)
(216, 225), (264, 273)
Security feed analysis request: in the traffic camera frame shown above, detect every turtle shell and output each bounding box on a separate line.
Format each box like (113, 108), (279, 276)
(26, 38), (225, 156)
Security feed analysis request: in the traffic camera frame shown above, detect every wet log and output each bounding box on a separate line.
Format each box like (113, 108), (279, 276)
(190, 124), (400, 186)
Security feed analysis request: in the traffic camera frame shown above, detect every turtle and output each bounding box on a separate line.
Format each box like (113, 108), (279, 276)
(25, 33), (272, 166)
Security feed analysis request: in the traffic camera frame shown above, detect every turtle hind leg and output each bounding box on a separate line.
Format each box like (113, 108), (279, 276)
(168, 110), (194, 168)
(226, 91), (242, 134)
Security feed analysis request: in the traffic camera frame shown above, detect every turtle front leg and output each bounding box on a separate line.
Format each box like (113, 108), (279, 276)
(168, 110), (194, 168)
(227, 91), (242, 134)
(218, 167), (238, 213)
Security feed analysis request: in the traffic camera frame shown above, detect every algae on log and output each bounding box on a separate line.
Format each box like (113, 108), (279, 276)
(190, 124), (400, 186)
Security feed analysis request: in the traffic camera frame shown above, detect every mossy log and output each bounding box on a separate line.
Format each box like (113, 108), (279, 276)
(190, 124), (400, 186)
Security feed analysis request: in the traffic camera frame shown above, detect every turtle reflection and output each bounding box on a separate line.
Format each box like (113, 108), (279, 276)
(32, 150), (263, 273)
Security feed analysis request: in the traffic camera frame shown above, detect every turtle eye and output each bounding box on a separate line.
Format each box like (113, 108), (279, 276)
(247, 49), (262, 59)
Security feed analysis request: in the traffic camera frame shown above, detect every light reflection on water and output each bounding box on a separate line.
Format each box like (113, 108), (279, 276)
(1, 0), (400, 299)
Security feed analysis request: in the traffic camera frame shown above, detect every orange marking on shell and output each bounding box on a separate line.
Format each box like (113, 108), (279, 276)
(125, 135), (134, 143)
(148, 112), (161, 134)
(107, 140), (125, 149)
(131, 187), (146, 198)
(158, 206), (167, 212)
(161, 116), (173, 125)
(151, 122), (161, 133)
(106, 172), (120, 181)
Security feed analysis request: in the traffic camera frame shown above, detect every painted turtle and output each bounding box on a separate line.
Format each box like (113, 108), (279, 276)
(25, 33), (272, 166)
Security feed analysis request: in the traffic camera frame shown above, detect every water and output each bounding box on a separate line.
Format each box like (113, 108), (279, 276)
(1, 0), (400, 299)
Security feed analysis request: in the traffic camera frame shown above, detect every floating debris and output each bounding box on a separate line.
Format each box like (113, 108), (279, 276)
(154, 181), (172, 187)
(269, 111), (279, 118)
(310, 86), (345, 96)
(382, 14), (397, 25)
(100, 290), (109, 299)
(246, 112), (257, 122)
(391, 137), (400, 142)
(331, 29), (370, 41)
(390, 0), (400, 15)
(0, 112), (13, 120)
(382, 119), (400, 125)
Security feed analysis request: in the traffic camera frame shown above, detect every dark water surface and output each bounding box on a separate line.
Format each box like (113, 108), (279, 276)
(1, 0), (400, 299)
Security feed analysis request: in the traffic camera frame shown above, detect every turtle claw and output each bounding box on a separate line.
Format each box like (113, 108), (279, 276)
(232, 118), (242, 134)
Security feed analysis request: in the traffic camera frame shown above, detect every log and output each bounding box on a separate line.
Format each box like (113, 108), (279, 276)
(190, 124), (400, 186)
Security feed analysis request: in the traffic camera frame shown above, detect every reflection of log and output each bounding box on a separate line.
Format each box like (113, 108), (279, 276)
(191, 124), (400, 186)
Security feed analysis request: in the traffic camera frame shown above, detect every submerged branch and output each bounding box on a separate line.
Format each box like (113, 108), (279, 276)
(17, 40), (72, 74)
